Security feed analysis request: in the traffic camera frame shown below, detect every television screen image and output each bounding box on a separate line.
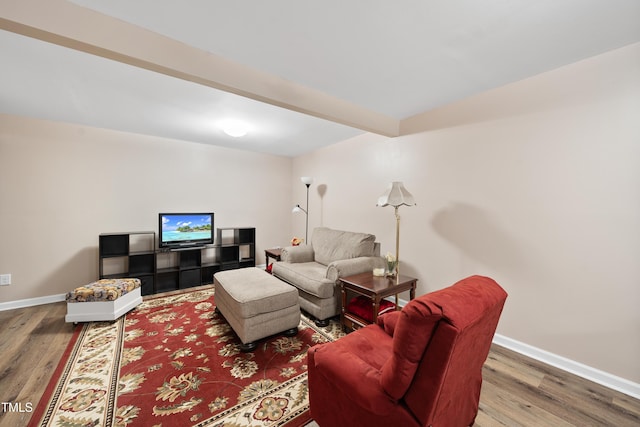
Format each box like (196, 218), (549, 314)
(159, 213), (214, 248)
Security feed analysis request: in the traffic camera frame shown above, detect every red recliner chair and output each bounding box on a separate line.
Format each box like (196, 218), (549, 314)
(308, 275), (507, 427)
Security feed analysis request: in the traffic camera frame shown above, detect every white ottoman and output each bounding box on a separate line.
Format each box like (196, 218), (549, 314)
(214, 267), (300, 351)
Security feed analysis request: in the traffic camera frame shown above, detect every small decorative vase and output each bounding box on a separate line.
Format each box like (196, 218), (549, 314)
(386, 261), (397, 277)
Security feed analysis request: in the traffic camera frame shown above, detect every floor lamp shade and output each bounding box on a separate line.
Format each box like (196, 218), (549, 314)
(377, 181), (416, 208)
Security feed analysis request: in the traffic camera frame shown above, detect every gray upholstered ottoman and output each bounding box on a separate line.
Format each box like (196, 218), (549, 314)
(214, 267), (300, 351)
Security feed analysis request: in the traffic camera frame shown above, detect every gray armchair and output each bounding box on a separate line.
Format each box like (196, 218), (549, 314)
(272, 227), (385, 325)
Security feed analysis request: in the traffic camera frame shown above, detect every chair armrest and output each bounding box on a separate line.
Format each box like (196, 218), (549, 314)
(326, 256), (385, 282)
(309, 344), (398, 414)
(377, 310), (401, 336)
(280, 245), (315, 263)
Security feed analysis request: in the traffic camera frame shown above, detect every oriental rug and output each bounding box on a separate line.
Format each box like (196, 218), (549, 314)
(29, 287), (344, 427)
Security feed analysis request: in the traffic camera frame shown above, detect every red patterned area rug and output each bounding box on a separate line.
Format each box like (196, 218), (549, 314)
(29, 287), (344, 427)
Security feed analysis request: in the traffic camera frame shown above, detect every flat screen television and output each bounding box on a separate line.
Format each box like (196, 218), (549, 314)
(159, 213), (214, 248)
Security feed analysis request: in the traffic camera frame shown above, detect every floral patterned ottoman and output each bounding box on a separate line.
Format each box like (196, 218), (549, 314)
(65, 278), (143, 323)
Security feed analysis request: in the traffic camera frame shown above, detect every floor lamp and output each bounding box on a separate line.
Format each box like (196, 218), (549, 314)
(292, 176), (313, 245)
(377, 182), (416, 285)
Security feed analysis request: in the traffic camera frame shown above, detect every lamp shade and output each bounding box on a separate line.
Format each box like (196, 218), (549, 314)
(301, 176), (314, 186)
(292, 204), (307, 214)
(377, 182), (416, 208)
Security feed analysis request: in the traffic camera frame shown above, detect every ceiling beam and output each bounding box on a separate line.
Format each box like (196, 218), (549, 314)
(0, 0), (400, 137)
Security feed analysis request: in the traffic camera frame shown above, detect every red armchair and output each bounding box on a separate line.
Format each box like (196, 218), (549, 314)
(307, 275), (507, 427)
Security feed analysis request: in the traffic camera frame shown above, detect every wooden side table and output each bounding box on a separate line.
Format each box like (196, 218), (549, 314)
(339, 272), (417, 331)
(264, 248), (282, 273)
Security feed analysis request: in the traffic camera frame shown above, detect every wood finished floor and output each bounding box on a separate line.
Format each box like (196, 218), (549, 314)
(1, 301), (638, 427)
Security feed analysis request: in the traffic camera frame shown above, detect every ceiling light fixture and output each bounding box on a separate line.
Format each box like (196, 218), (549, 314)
(220, 120), (249, 137)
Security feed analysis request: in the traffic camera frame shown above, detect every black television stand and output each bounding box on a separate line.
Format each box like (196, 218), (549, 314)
(98, 228), (255, 295)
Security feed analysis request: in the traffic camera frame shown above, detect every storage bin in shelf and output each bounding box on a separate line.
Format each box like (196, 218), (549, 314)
(236, 228), (255, 244)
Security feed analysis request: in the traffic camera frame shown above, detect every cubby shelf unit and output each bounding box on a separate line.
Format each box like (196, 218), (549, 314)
(216, 227), (256, 271)
(98, 231), (156, 295)
(98, 227), (256, 296)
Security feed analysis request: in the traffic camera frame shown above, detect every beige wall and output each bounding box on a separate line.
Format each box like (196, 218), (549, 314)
(1, 42), (638, 386)
(292, 43), (640, 383)
(0, 115), (292, 302)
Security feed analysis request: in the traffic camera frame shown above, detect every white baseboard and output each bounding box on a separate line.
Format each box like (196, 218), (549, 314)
(0, 293), (66, 311)
(493, 333), (640, 400)
(359, 298), (640, 399)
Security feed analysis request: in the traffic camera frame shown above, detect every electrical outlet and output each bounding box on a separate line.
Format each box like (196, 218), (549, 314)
(0, 274), (11, 286)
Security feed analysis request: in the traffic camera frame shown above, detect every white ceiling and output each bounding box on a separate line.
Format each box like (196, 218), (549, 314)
(1, 0), (639, 157)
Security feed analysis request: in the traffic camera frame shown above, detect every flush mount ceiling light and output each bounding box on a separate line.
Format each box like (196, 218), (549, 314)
(220, 119), (249, 137)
